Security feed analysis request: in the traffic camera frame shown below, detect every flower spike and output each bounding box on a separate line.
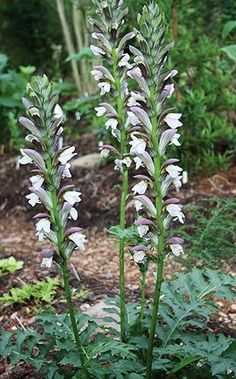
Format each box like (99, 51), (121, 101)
(19, 75), (89, 379)
(128, 4), (185, 377)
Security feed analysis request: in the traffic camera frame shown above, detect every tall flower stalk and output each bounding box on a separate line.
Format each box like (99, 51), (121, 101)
(127, 4), (185, 377)
(19, 76), (90, 379)
(90, 0), (135, 342)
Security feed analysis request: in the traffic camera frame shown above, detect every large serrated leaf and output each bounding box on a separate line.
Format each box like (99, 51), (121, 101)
(158, 269), (235, 347)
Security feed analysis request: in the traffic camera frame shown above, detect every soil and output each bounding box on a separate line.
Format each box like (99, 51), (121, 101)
(0, 132), (236, 378)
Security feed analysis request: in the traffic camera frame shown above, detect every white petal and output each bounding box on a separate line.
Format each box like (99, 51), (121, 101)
(133, 251), (145, 263)
(127, 111), (140, 126)
(19, 149), (33, 165)
(69, 232), (86, 250)
(182, 171), (188, 184)
(134, 200), (143, 212)
(69, 207), (78, 220)
(132, 180), (148, 195)
(58, 146), (77, 165)
(63, 191), (81, 206)
(105, 118), (118, 130)
(95, 106), (106, 117)
(26, 193), (41, 207)
(166, 204), (185, 224)
(92, 70), (103, 81)
(122, 157), (132, 167)
(62, 163), (72, 178)
(90, 45), (105, 56)
(129, 135), (146, 155)
(100, 149), (110, 158)
(41, 257), (53, 268)
(164, 113), (182, 129)
(170, 244), (183, 256)
(36, 230), (45, 242)
(36, 218), (51, 233)
(133, 157), (143, 170)
(137, 224), (149, 237)
(54, 104), (64, 119)
(30, 175), (44, 189)
(173, 176), (182, 189)
(114, 159), (122, 171)
(98, 82), (111, 95)
(166, 164), (183, 179)
(170, 133), (181, 147)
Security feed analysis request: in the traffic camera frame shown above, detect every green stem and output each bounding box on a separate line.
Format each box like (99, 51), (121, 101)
(61, 260), (90, 379)
(112, 48), (128, 342)
(119, 168), (128, 342)
(145, 88), (165, 379)
(139, 270), (146, 332)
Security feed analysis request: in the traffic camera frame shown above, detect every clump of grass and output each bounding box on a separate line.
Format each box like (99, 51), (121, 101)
(0, 256), (24, 276)
(177, 197), (236, 268)
(0, 277), (60, 306)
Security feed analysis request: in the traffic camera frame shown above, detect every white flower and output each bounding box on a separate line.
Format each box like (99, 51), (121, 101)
(132, 180), (148, 195)
(19, 149), (33, 165)
(62, 163), (72, 178)
(29, 107), (40, 117)
(111, 128), (118, 138)
(118, 53), (132, 69)
(127, 111), (140, 126)
(36, 218), (51, 242)
(133, 251), (145, 263)
(54, 104), (64, 119)
(164, 113), (182, 129)
(166, 204), (185, 224)
(166, 164), (183, 179)
(173, 176), (182, 189)
(25, 134), (39, 143)
(114, 159), (122, 171)
(58, 146), (76, 165)
(100, 148), (110, 158)
(128, 92), (146, 107)
(41, 257), (53, 268)
(134, 200), (143, 212)
(134, 156), (143, 170)
(69, 232), (86, 250)
(90, 45), (105, 56)
(127, 67), (143, 78)
(137, 224), (149, 237)
(95, 106), (106, 117)
(36, 218), (51, 233)
(105, 118), (118, 130)
(163, 214), (172, 229)
(98, 82), (111, 95)
(30, 175), (44, 189)
(164, 70), (178, 81)
(122, 157), (132, 168)
(75, 111), (81, 121)
(69, 207), (78, 220)
(26, 193), (41, 207)
(63, 191), (81, 206)
(114, 157), (131, 171)
(129, 135), (146, 155)
(91, 69), (103, 81)
(182, 171), (188, 184)
(165, 83), (175, 98)
(170, 133), (181, 147)
(36, 230), (45, 242)
(170, 244), (184, 257)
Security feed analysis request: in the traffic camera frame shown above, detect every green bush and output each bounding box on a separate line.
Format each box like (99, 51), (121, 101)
(0, 54), (35, 150)
(0, 0), (63, 72)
